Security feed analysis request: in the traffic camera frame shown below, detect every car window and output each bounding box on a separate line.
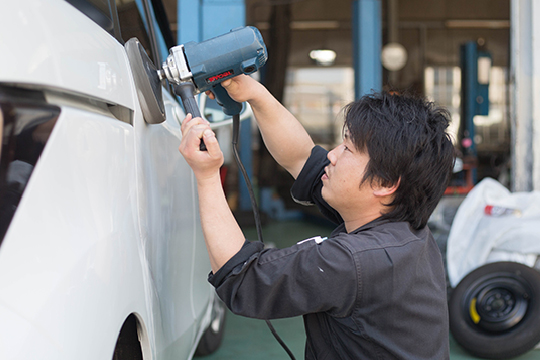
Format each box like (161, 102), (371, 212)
(0, 87), (60, 244)
(66, 0), (115, 36)
(117, 0), (156, 64)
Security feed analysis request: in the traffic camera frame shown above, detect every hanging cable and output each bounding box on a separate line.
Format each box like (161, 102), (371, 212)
(231, 113), (296, 360)
(231, 114), (264, 244)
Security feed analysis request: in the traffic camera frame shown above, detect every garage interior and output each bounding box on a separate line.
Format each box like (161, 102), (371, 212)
(150, 0), (538, 359)
(160, 0), (512, 199)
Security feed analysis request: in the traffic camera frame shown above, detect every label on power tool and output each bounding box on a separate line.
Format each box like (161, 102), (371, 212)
(206, 70), (234, 84)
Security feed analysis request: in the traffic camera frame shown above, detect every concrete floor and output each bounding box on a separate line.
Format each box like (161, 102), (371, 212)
(195, 218), (540, 360)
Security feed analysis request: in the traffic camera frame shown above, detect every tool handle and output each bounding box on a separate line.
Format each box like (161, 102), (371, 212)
(212, 84), (243, 116)
(174, 82), (206, 151)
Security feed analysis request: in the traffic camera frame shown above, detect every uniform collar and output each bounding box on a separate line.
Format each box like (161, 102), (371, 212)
(331, 217), (392, 237)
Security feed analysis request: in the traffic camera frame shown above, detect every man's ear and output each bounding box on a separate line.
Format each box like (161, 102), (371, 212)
(373, 177), (400, 197)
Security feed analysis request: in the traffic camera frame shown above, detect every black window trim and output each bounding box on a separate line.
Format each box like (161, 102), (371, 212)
(65, 0), (114, 36)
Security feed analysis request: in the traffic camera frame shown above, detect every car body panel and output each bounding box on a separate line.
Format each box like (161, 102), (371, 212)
(0, 107), (149, 359)
(0, 0), (133, 109)
(0, 0), (216, 358)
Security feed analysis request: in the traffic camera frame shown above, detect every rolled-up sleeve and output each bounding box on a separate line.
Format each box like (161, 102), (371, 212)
(208, 240), (265, 287)
(209, 238), (358, 320)
(291, 145), (342, 224)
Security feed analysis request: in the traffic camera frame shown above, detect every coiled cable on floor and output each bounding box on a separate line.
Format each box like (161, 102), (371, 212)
(231, 114), (296, 360)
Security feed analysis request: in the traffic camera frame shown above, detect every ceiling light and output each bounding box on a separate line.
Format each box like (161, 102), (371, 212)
(381, 43), (407, 71)
(309, 49), (336, 66)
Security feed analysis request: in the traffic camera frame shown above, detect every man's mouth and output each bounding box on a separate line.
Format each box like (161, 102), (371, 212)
(322, 167), (329, 181)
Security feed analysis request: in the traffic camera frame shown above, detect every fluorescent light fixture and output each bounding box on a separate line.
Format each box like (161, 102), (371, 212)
(309, 49), (337, 66)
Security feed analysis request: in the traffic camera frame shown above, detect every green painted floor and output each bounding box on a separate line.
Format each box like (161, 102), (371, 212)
(195, 219), (540, 360)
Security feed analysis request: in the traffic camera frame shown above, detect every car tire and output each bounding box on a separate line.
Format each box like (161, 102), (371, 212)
(449, 261), (540, 359)
(195, 296), (227, 356)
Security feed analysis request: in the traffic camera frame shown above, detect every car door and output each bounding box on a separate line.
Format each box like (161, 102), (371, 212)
(0, 0), (148, 359)
(117, 1), (214, 356)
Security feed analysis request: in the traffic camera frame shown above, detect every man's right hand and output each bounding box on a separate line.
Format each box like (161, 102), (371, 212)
(206, 74), (263, 104)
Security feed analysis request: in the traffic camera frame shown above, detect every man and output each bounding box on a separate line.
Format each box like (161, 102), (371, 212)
(179, 74), (454, 359)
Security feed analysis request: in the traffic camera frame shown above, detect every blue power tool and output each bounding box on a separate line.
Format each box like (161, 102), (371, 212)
(159, 26), (267, 118)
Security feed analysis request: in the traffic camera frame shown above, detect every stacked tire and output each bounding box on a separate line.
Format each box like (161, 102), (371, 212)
(449, 262), (540, 359)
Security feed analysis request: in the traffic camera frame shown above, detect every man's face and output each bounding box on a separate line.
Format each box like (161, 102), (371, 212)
(321, 129), (372, 215)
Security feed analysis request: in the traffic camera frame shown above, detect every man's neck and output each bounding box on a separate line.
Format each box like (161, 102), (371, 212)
(343, 211), (382, 233)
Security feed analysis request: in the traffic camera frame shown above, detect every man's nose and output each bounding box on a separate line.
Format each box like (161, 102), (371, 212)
(327, 147), (338, 165)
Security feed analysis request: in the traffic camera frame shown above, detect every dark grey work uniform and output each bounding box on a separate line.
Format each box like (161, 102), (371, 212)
(209, 146), (450, 360)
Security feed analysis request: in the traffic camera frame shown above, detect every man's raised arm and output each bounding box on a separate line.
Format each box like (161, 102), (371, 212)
(219, 75), (315, 179)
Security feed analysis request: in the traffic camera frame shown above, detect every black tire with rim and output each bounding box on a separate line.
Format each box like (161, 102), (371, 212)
(195, 295), (227, 356)
(449, 261), (540, 359)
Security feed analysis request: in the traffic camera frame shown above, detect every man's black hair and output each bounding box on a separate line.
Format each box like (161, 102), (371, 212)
(343, 91), (455, 230)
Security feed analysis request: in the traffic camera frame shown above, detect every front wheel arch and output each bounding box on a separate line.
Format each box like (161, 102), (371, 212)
(112, 314), (149, 360)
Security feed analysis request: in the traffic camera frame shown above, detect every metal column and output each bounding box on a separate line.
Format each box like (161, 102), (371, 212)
(352, 0), (382, 99)
(510, 0), (540, 191)
(460, 42), (478, 159)
(177, 1), (245, 43)
(177, 0), (202, 43)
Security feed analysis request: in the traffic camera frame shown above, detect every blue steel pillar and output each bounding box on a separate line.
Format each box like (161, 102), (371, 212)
(352, 0), (382, 99)
(177, 0), (202, 43)
(177, 0), (253, 212)
(177, 1), (245, 42)
(460, 41), (491, 184)
(460, 42), (479, 159)
(236, 109), (254, 212)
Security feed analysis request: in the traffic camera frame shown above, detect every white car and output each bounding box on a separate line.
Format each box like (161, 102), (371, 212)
(0, 0), (234, 358)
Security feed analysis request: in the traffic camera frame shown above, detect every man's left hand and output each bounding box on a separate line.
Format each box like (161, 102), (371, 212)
(179, 114), (224, 182)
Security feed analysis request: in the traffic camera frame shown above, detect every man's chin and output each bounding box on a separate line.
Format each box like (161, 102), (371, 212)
(321, 188), (331, 205)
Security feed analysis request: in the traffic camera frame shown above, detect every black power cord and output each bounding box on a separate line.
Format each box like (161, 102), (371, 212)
(231, 113), (296, 360)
